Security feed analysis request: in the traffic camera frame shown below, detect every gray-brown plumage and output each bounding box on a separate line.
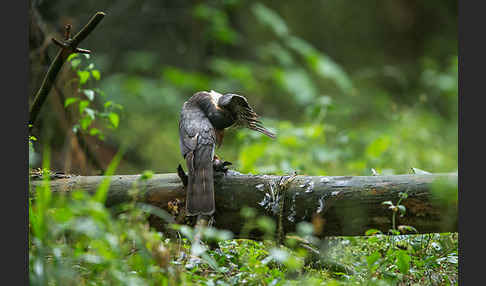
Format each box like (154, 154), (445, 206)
(179, 90), (275, 216)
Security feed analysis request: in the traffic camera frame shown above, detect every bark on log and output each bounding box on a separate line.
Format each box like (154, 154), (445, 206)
(29, 171), (458, 238)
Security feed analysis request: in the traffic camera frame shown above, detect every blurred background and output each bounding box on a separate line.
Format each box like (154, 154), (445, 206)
(28, 0), (457, 176)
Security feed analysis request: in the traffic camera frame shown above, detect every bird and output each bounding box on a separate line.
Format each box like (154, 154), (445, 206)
(178, 90), (276, 216)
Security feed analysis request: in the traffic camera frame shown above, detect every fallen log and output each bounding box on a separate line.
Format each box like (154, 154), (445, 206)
(29, 171), (457, 238)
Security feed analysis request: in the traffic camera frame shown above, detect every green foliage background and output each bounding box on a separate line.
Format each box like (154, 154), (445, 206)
(29, 1), (458, 284)
(30, 0), (457, 176)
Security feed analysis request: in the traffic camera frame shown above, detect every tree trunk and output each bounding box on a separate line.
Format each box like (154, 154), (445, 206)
(29, 171), (458, 238)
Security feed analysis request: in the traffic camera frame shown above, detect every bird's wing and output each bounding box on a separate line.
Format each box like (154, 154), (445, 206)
(179, 104), (216, 216)
(179, 105), (206, 157)
(223, 94), (276, 139)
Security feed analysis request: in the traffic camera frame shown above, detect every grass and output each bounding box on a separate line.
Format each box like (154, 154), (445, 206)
(29, 170), (458, 285)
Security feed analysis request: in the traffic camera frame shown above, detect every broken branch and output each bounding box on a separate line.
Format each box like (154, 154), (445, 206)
(29, 12), (106, 125)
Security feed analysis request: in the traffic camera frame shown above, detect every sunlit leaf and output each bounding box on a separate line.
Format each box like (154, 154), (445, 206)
(91, 70), (101, 80)
(89, 128), (101, 136)
(140, 170), (154, 180)
(78, 100), (90, 114)
(64, 97), (79, 107)
(365, 229), (382, 236)
(77, 70), (91, 85)
(108, 112), (119, 128)
(67, 53), (79, 62)
(80, 116), (92, 130)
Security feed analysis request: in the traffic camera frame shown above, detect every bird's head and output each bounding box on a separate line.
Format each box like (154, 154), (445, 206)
(217, 92), (276, 139)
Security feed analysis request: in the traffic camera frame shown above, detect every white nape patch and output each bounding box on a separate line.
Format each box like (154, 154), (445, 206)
(209, 90), (223, 106)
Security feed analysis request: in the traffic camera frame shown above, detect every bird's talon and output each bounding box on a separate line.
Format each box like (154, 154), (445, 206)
(213, 156), (232, 173)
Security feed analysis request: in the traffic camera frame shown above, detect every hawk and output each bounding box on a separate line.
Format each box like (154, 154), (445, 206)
(179, 90), (275, 216)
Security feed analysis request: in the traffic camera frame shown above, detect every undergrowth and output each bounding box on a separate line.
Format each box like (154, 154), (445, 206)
(29, 161), (458, 285)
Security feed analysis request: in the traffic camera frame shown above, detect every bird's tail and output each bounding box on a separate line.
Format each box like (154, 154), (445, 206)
(185, 145), (215, 216)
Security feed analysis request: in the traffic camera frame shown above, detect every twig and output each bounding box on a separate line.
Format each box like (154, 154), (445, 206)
(29, 12), (106, 126)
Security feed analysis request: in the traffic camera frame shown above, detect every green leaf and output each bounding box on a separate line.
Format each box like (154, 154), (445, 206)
(91, 70), (101, 80)
(89, 128), (101, 136)
(104, 101), (113, 108)
(365, 229), (382, 236)
(79, 116), (92, 130)
(79, 100), (90, 114)
(140, 170), (154, 181)
(94, 151), (122, 203)
(108, 112), (119, 128)
(396, 250), (411, 274)
(70, 59), (81, 70)
(389, 229), (401, 235)
(367, 251), (381, 268)
(67, 53), (79, 62)
(77, 70), (91, 85)
(64, 97), (79, 107)
(381, 201), (393, 206)
(252, 3), (289, 37)
(285, 36), (354, 93)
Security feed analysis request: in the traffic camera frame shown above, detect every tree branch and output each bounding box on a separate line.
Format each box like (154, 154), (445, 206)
(29, 12), (106, 126)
